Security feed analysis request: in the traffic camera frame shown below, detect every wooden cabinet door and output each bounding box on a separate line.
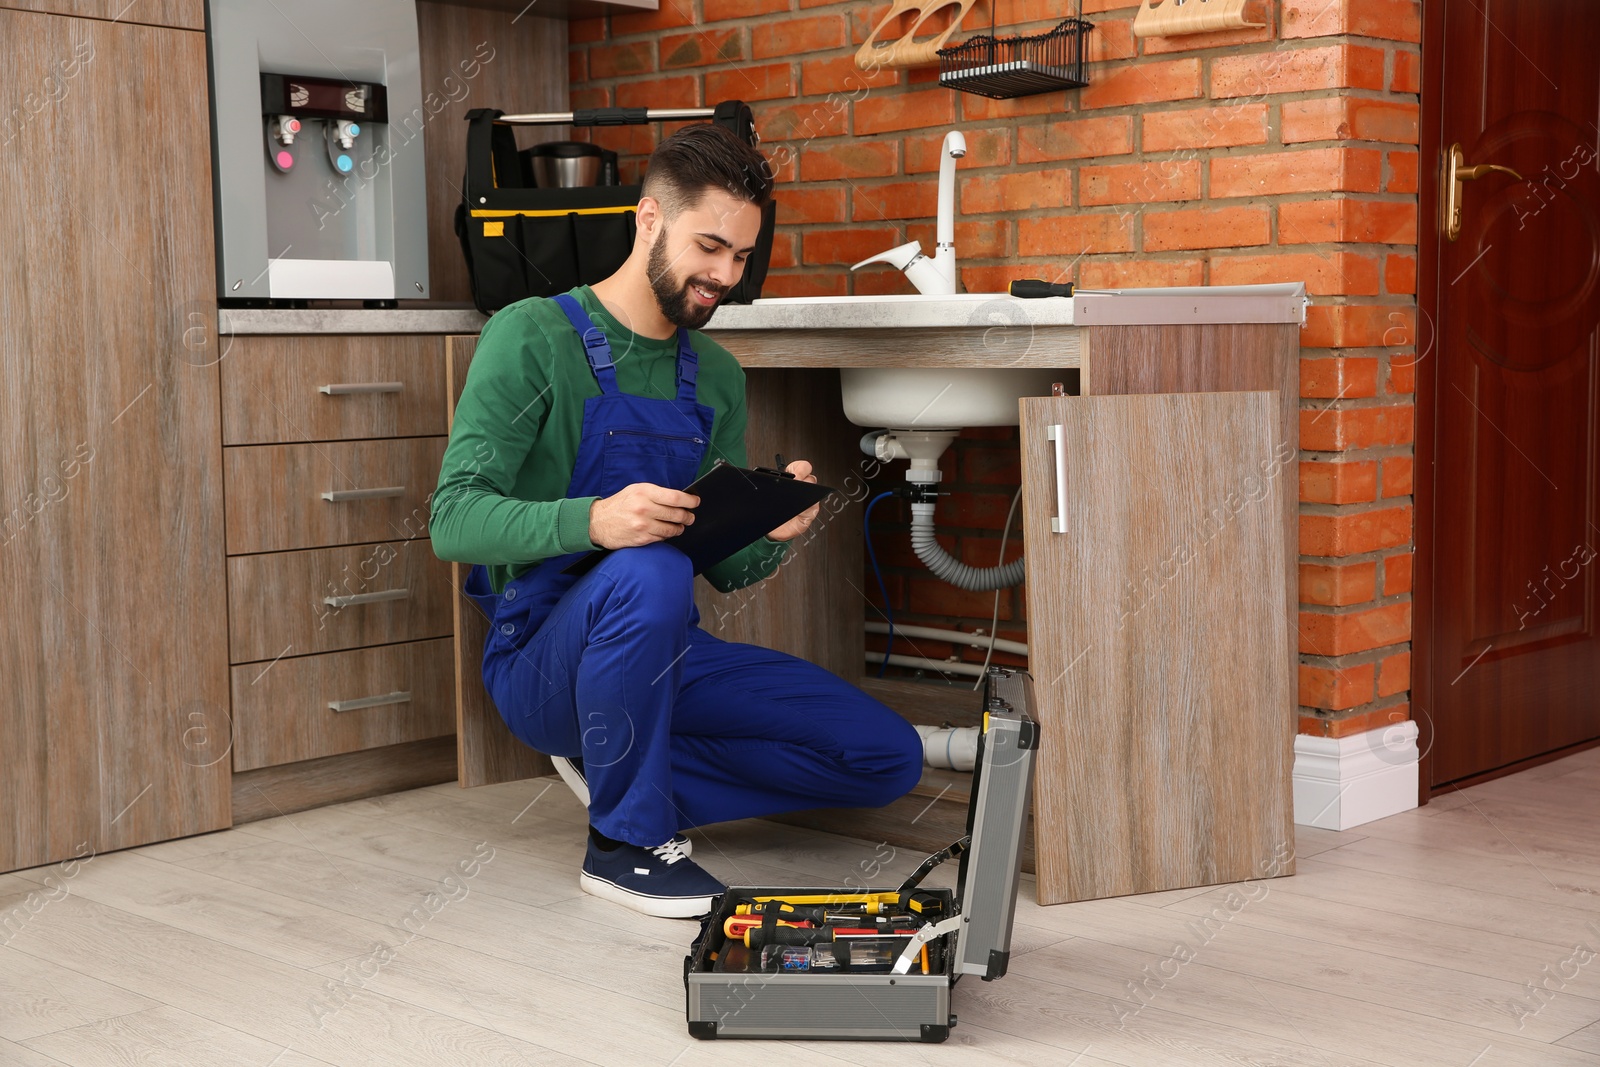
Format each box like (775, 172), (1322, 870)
(1019, 391), (1295, 905)
(0, 1), (203, 30)
(0, 11), (230, 871)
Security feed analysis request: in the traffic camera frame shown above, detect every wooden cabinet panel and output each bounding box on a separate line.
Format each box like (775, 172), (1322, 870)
(690, 366), (865, 677)
(444, 336), (551, 788)
(415, 1), (567, 304)
(0, 11), (229, 872)
(1019, 391), (1294, 905)
(0, 1), (203, 30)
(219, 335), (448, 445)
(223, 437), (446, 554)
(227, 539), (453, 664)
(230, 638), (456, 771)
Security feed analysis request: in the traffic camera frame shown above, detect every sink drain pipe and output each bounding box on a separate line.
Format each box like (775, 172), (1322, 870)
(864, 429), (1026, 592)
(910, 501), (1026, 590)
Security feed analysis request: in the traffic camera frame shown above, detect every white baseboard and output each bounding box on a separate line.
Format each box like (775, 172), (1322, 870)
(1293, 720), (1419, 829)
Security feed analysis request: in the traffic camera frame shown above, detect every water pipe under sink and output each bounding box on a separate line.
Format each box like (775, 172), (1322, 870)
(850, 130), (967, 295)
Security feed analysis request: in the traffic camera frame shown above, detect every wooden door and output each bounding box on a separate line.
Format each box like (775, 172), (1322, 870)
(1417, 0), (1600, 789)
(1019, 391), (1294, 905)
(0, 11), (231, 871)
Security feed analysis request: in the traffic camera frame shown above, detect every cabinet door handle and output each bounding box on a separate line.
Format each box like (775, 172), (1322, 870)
(1046, 423), (1067, 534)
(321, 486), (405, 502)
(322, 587), (410, 608)
(319, 382), (405, 395)
(328, 690), (412, 713)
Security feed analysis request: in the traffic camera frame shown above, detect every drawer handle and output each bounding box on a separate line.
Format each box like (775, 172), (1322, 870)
(321, 486), (405, 502)
(328, 690), (412, 713)
(319, 382), (404, 395)
(1046, 423), (1067, 534)
(322, 587), (411, 608)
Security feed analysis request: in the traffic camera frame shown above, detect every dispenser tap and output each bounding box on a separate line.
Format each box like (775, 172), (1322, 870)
(849, 130), (967, 296)
(333, 119), (361, 150)
(271, 115), (302, 145)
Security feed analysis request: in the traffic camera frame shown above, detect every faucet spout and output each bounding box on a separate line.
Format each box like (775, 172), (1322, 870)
(848, 129), (967, 297)
(936, 130), (967, 253)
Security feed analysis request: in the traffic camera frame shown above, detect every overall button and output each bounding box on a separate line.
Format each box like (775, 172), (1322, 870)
(500, 623), (515, 636)
(504, 587), (517, 601)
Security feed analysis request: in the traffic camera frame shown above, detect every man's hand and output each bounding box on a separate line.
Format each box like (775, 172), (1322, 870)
(589, 483), (699, 549)
(766, 460), (820, 542)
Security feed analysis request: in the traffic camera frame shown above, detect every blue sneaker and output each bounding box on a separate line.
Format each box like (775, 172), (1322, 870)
(579, 836), (725, 919)
(551, 755), (692, 856)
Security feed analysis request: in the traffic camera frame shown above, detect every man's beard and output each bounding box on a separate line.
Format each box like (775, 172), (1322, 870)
(647, 229), (727, 330)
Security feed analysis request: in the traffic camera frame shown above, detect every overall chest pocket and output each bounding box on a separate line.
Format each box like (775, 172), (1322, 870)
(599, 427), (707, 494)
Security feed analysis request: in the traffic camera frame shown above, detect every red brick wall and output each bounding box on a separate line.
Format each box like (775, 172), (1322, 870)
(570, 0), (1422, 732)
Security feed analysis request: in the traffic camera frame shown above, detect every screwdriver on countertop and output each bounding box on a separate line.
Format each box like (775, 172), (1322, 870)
(1008, 279), (1123, 298)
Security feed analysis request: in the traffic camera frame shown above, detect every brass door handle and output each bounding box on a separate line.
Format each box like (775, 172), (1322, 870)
(1442, 142), (1525, 241)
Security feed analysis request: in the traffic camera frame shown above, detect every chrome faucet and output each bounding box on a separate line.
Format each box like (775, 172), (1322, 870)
(851, 130), (967, 296)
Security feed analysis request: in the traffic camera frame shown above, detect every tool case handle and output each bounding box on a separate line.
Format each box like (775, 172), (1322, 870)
(492, 102), (757, 139)
(494, 106), (712, 126)
(463, 101), (760, 201)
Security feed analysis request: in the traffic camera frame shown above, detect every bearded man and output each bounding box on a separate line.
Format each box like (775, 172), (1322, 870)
(432, 123), (923, 918)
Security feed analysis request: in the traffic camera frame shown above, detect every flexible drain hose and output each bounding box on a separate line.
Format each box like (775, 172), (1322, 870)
(909, 501), (1026, 591)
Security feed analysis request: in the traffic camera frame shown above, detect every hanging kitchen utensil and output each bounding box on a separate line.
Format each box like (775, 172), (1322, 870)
(1132, 0), (1265, 38)
(856, 0), (977, 69)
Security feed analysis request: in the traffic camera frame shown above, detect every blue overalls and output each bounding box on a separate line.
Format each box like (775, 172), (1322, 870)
(462, 293), (924, 848)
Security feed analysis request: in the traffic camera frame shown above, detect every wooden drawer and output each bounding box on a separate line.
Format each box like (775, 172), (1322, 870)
(219, 335), (448, 446)
(7, 2), (206, 30)
(230, 638), (455, 771)
(227, 539), (452, 664)
(223, 436), (446, 554)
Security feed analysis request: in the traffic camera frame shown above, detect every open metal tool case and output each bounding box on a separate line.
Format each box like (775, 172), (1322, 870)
(684, 666), (1038, 1042)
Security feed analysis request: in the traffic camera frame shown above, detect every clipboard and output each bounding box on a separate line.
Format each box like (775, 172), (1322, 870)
(560, 460), (837, 578)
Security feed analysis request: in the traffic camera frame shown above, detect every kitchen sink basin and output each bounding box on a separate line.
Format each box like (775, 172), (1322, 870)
(736, 294), (1066, 428)
(707, 292), (1073, 428)
(840, 366), (1062, 428)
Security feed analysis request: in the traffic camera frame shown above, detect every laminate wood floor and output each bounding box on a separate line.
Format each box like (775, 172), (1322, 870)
(5, 747), (1600, 1066)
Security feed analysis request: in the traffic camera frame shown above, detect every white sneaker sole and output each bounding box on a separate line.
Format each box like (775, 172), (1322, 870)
(549, 755), (590, 807)
(578, 871), (716, 919)
(551, 757), (693, 856)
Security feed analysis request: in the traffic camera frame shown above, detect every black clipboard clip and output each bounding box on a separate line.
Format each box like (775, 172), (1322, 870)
(756, 453), (796, 479)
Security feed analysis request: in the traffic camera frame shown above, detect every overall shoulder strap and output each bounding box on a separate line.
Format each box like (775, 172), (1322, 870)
(551, 293), (618, 394)
(674, 328), (700, 402)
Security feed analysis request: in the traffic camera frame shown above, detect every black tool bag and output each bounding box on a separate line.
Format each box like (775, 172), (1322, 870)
(454, 101), (778, 316)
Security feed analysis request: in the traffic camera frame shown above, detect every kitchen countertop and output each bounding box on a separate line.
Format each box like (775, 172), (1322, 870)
(216, 283), (1307, 336)
(707, 283), (1307, 330)
(218, 307), (489, 335)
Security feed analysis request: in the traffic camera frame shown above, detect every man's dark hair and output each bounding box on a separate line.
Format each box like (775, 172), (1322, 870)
(641, 122), (773, 223)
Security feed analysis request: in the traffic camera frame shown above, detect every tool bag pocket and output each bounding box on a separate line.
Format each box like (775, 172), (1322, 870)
(456, 103), (775, 316)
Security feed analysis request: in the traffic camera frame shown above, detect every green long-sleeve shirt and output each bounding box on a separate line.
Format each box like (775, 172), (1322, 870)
(430, 285), (789, 595)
